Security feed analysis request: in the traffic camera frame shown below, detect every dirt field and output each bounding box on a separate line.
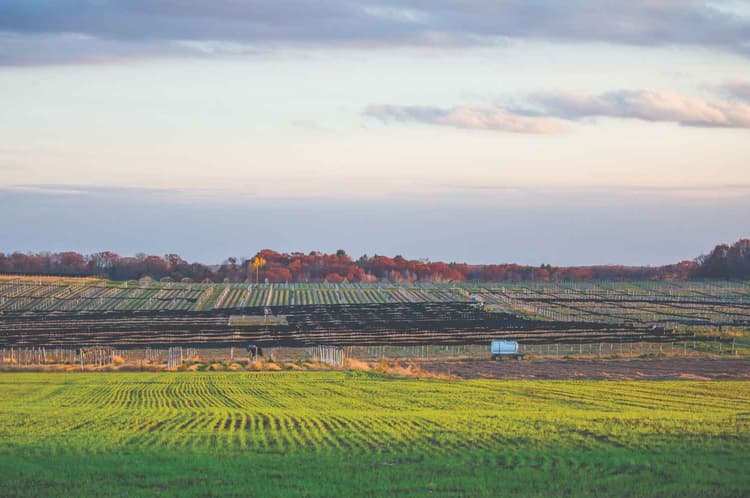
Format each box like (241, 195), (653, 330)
(416, 357), (750, 380)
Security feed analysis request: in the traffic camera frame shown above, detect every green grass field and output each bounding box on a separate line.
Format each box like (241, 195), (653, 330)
(0, 372), (748, 496)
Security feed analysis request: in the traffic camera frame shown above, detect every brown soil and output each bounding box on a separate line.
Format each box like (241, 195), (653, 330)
(415, 357), (750, 380)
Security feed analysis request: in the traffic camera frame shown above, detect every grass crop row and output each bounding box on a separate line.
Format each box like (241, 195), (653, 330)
(0, 372), (748, 496)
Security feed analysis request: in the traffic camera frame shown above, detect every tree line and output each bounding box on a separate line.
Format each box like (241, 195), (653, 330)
(693, 239), (750, 279)
(0, 239), (747, 282)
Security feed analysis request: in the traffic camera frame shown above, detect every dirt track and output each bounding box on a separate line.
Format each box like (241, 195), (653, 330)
(417, 357), (750, 380)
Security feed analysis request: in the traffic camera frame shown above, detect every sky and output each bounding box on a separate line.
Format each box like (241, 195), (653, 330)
(0, 1), (749, 265)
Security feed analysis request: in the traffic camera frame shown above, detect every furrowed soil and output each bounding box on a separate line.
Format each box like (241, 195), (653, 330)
(0, 372), (748, 497)
(416, 357), (750, 380)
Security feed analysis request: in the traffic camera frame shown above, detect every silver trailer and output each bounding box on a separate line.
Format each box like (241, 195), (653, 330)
(491, 340), (524, 360)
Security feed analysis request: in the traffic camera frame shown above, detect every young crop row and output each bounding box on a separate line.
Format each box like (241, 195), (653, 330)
(1, 372), (749, 497)
(0, 372), (748, 455)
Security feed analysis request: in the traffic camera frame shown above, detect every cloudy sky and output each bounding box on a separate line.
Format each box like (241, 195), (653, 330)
(1, 1), (749, 264)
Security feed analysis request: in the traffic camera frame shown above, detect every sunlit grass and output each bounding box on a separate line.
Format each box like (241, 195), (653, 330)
(0, 372), (748, 496)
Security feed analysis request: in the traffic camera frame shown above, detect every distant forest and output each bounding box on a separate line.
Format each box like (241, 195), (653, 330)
(0, 239), (748, 283)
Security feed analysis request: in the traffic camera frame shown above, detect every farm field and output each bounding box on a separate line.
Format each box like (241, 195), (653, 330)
(2, 276), (749, 328)
(417, 357), (750, 380)
(2, 276), (748, 352)
(0, 372), (748, 497)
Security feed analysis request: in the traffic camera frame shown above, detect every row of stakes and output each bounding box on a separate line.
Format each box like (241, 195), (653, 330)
(0, 347), (116, 369)
(0, 345), (348, 369)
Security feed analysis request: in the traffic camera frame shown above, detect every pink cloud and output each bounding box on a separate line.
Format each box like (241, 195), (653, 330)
(535, 89), (750, 128)
(364, 104), (565, 134)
